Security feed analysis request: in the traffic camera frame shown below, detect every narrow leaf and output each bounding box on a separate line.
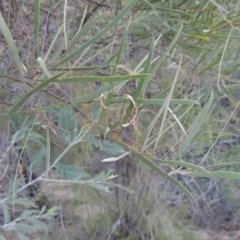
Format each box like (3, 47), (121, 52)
(132, 151), (196, 202)
(34, 0), (40, 59)
(205, 162), (240, 170)
(52, 66), (99, 71)
(36, 57), (52, 77)
(101, 152), (130, 162)
(52, 74), (151, 83)
(139, 0), (156, 10)
(44, 25), (63, 62)
(137, 99), (198, 105)
(181, 171), (240, 179)
(0, 11), (24, 77)
(112, 17), (130, 75)
(156, 159), (211, 177)
(45, 128), (51, 182)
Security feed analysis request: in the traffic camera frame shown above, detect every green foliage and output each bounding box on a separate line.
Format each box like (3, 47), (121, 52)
(1, 0), (240, 239)
(57, 107), (79, 142)
(30, 147), (46, 172)
(0, 11), (24, 77)
(0, 198), (58, 240)
(55, 163), (89, 180)
(86, 134), (127, 155)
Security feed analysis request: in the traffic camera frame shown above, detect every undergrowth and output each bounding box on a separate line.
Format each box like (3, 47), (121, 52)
(0, 0), (240, 239)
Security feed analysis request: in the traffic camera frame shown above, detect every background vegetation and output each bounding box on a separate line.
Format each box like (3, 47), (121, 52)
(1, 0), (240, 239)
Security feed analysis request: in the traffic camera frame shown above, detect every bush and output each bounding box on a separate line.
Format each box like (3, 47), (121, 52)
(1, 0), (240, 239)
